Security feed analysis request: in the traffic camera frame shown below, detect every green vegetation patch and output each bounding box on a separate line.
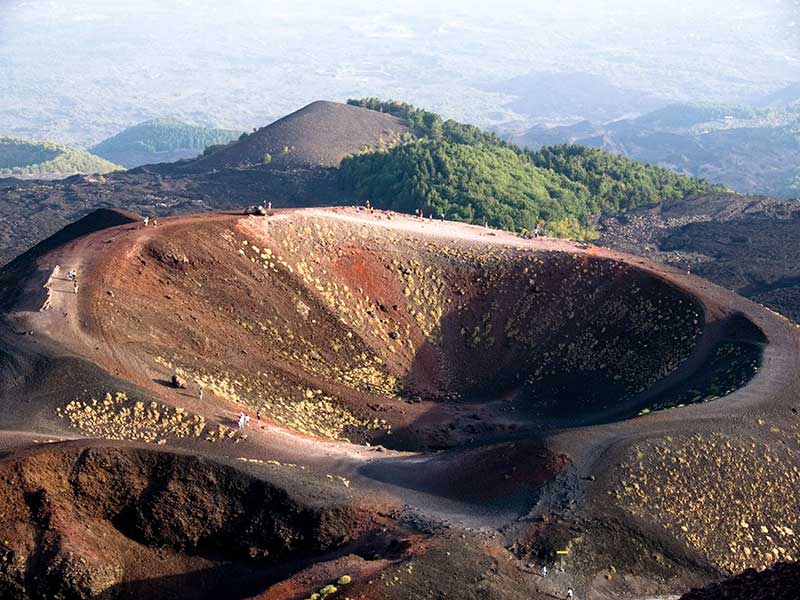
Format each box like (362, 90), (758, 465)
(90, 118), (242, 166)
(0, 137), (121, 177)
(340, 138), (598, 239)
(341, 98), (724, 239)
(528, 144), (724, 213)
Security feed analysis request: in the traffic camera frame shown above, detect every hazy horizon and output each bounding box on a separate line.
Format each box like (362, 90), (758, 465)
(1, 0), (798, 145)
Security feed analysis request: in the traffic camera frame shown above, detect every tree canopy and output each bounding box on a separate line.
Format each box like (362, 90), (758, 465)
(340, 139), (598, 239)
(526, 144), (724, 213)
(341, 99), (725, 238)
(90, 119), (241, 167)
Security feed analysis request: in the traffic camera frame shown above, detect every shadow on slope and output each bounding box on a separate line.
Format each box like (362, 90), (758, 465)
(0, 446), (376, 600)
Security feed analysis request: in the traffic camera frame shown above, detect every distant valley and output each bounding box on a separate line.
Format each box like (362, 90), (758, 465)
(509, 92), (800, 200)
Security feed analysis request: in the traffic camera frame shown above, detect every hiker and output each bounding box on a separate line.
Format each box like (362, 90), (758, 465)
(267, 201), (272, 210)
(440, 213), (445, 222)
(256, 409), (262, 421)
(533, 225), (541, 238)
(245, 414), (251, 426)
(152, 219), (158, 227)
(238, 412), (246, 430)
(566, 587), (574, 598)
(73, 280), (78, 294)
(365, 199), (371, 210)
(429, 213), (433, 221)
(143, 216), (149, 227)
(198, 387), (204, 400)
(541, 565), (547, 577)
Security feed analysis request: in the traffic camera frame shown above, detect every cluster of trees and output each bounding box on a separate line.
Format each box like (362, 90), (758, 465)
(347, 98), (510, 148)
(0, 137), (60, 169)
(526, 145), (725, 213)
(91, 119), (241, 167)
(341, 99), (724, 238)
(0, 138), (120, 177)
(100, 119), (240, 154)
(340, 139), (598, 239)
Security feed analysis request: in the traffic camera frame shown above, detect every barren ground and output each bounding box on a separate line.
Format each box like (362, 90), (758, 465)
(0, 207), (798, 600)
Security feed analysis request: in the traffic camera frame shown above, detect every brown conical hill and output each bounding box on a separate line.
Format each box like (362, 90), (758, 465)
(186, 100), (413, 171)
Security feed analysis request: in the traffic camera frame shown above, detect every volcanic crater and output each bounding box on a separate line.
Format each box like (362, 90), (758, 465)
(76, 210), (762, 451)
(0, 207), (796, 600)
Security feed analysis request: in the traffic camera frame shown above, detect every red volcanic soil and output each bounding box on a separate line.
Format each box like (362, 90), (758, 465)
(0, 207), (799, 599)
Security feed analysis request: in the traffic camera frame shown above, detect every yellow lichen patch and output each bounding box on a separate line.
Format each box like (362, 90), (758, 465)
(284, 390), (390, 441)
(155, 357), (390, 442)
(248, 319), (400, 397)
(615, 430), (800, 573)
(386, 258), (447, 341)
(56, 392), (244, 445)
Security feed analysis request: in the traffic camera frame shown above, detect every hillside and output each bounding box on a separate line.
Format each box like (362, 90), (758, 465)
(0, 137), (121, 178)
(182, 100), (414, 171)
(340, 100), (722, 237)
(0, 98), (724, 265)
(680, 562), (800, 600)
(598, 192), (800, 322)
(339, 139), (597, 238)
(90, 118), (242, 168)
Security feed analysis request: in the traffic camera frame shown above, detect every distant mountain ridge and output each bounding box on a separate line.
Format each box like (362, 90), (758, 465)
(0, 137), (121, 178)
(90, 119), (242, 168)
(511, 103), (800, 199)
(494, 71), (662, 125)
(755, 81), (800, 109)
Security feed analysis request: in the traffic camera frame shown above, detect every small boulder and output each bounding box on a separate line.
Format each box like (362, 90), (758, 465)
(171, 374), (187, 389)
